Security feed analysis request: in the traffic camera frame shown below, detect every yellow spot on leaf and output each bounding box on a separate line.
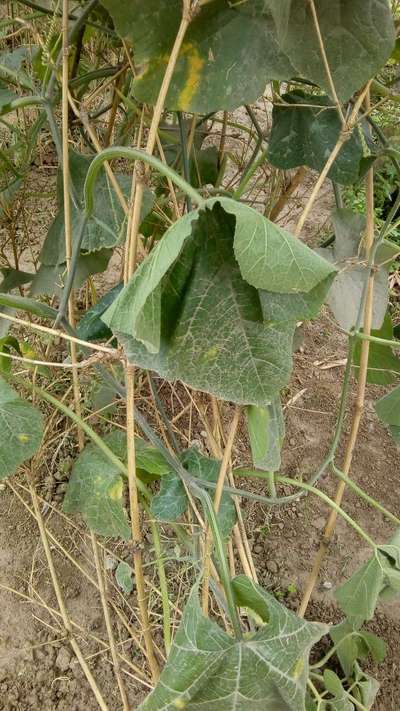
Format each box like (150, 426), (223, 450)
(108, 479), (123, 501)
(177, 43), (204, 110)
(291, 657), (304, 679)
(17, 434), (29, 443)
(173, 700), (187, 710)
(202, 346), (219, 361)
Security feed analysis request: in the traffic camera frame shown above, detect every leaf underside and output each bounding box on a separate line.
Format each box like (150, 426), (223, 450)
(103, 199), (335, 408)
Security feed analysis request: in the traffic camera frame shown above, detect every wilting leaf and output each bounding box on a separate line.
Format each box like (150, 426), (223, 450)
(63, 430), (131, 539)
(318, 209), (392, 331)
(0, 377), (43, 480)
(150, 471), (188, 522)
(0, 268), (33, 293)
(115, 561), (134, 593)
(103, 199), (334, 407)
(269, 91), (368, 185)
(246, 396), (284, 472)
(63, 430), (170, 538)
(0, 293), (58, 320)
(30, 249), (113, 297)
(140, 575), (327, 710)
(151, 448), (236, 538)
(353, 314), (400, 386)
(76, 283), (123, 342)
(102, 0), (395, 112)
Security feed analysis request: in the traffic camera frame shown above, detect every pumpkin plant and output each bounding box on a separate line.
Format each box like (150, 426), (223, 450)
(1, 0), (400, 708)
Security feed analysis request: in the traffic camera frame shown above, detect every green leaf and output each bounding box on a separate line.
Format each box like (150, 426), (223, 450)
(0, 377), (43, 480)
(335, 556), (384, 626)
(115, 561), (134, 594)
(151, 448), (236, 538)
(190, 146), (220, 188)
(0, 293), (58, 320)
(335, 530), (400, 623)
(140, 575), (327, 710)
(39, 151), (154, 264)
(76, 283), (123, 342)
(318, 209), (390, 331)
(259, 277), (334, 323)
(269, 91), (366, 185)
(30, 249), (113, 297)
(150, 471), (188, 522)
(103, 199), (334, 407)
(323, 670), (354, 711)
(330, 622), (361, 678)
(353, 665), (380, 709)
(0, 81), (16, 113)
(246, 396), (284, 472)
(102, 0), (395, 112)
(353, 314), (400, 386)
(0, 267), (33, 293)
(63, 430), (131, 540)
(375, 385), (400, 427)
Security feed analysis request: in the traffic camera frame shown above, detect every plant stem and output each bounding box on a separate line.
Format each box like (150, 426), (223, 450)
(298, 90), (376, 617)
(202, 407), (240, 615)
(148, 514), (172, 655)
(126, 364), (160, 681)
(84, 147), (204, 215)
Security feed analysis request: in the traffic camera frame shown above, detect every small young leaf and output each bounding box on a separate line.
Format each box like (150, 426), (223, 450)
(76, 283), (123, 342)
(318, 209), (390, 331)
(353, 314), (400, 386)
(150, 471), (187, 522)
(246, 396), (284, 472)
(335, 556), (384, 625)
(115, 561), (134, 594)
(375, 386), (400, 428)
(323, 670), (354, 711)
(0, 377), (43, 480)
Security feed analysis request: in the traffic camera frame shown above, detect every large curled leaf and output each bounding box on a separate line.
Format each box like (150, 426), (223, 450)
(353, 314), (400, 386)
(0, 377), (43, 480)
(63, 430), (170, 538)
(151, 448), (236, 539)
(317, 209), (393, 331)
(269, 91), (367, 185)
(246, 396), (284, 472)
(103, 199), (335, 408)
(140, 575), (327, 710)
(101, 0), (395, 112)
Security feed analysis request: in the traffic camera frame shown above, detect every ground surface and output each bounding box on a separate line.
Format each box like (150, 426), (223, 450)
(0, 110), (399, 709)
